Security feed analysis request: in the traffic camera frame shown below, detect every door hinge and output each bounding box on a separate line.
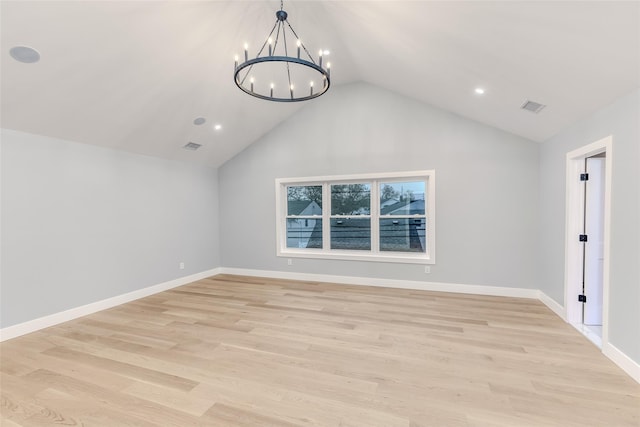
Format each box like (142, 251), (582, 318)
(578, 294), (587, 303)
(580, 173), (589, 181)
(579, 234), (588, 242)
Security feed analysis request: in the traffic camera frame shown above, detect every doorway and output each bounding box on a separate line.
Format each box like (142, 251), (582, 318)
(564, 136), (612, 349)
(582, 154), (605, 343)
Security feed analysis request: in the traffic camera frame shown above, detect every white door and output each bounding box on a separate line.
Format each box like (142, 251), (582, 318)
(583, 156), (605, 325)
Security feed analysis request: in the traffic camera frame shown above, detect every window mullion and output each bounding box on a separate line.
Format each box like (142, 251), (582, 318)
(371, 180), (380, 253)
(322, 182), (330, 252)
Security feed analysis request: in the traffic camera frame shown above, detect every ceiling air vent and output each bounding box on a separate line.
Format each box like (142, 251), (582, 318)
(520, 100), (546, 114)
(183, 142), (202, 151)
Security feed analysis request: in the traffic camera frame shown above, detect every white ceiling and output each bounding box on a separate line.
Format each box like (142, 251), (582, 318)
(2, 1), (639, 168)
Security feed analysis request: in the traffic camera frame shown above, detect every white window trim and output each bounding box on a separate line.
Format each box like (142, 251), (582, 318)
(275, 170), (436, 264)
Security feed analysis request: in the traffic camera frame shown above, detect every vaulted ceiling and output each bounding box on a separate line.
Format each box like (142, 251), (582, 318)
(2, 1), (639, 168)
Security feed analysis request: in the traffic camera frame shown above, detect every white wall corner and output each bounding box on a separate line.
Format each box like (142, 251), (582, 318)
(0, 267), (222, 342)
(538, 291), (566, 321)
(602, 342), (640, 384)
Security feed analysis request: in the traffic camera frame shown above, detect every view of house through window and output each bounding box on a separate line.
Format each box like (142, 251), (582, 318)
(277, 171), (435, 264)
(286, 185), (322, 249)
(379, 181), (426, 253)
(330, 184), (371, 250)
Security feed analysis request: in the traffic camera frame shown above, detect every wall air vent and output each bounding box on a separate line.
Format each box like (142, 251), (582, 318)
(183, 142), (202, 151)
(520, 99), (546, 114)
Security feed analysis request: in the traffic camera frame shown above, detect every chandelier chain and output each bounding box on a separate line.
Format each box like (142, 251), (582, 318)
(284, 20), (317, 66)
(272, 20), (282, 55)
(281, 18), (293, 97)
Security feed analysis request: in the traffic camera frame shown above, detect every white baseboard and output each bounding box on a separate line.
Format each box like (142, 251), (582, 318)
(603, 342), (640, 384)
(0, 268), (221, 342)
(539, 292), (639, 384)
(219, 267), (540, 299)
(538, 291), (566, 321)
(221, 268), (640, 384)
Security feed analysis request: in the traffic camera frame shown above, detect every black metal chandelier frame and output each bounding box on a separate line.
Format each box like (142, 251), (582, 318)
(234, 1), (331, 102)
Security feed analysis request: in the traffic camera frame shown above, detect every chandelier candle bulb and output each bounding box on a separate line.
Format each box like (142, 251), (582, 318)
(296, 40), (301, 58)
(268, 37), (273, 56)
(327, 62), (331, 78)
(290, 84), (294, 99)
(234, 55), (238, 70)
(250, 77), (254, 92)
(319, 50), (323, 67)
(310, 81), (314, 96)
(244, 43), (248, 62)
(270, 83), (274, 97)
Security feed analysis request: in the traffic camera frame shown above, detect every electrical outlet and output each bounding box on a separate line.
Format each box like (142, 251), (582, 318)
(179, 262), (185, 270)
(287, 258), (293, 266)
(424, 266), (430, 274)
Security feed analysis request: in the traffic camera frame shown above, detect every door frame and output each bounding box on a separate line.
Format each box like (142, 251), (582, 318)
(564, 136), (612, 347)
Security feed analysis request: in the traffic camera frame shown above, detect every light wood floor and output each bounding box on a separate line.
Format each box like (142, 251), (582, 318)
(1, 274), (638, 426)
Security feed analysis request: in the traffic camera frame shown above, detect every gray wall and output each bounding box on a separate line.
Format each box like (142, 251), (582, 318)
(539, 89), (640, 363)
(0, 129), (220, 328)
(219, 82), (539, 289)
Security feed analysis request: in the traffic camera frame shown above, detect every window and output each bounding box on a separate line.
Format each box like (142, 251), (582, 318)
(276, 171), (435, 264)
(285, 185), (322, 249)
(379, 181), (426, 253)
(331, 183), (371, 250)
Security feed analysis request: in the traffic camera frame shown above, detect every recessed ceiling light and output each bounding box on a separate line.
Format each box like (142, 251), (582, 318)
(214, 124), (222, 131)
(193, 117), (206, 125)
(9, 46), (40, 63)
(474, 87), (485, 95)
(323, 50), (330, 55)
(183, 142), (202, 151)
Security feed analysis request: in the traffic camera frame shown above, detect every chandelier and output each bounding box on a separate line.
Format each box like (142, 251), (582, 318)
(234, 1), (331, 102)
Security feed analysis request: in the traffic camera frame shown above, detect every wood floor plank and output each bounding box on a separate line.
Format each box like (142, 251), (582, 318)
(1, 274), (638, 426)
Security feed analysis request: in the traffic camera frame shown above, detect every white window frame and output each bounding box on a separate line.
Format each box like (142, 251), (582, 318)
(275, 170), (436, 264)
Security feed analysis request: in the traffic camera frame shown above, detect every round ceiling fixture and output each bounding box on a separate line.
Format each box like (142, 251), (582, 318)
(193, 117), (206, 125)
(474, 87), (486, 95)
(9, 46), (41, 63)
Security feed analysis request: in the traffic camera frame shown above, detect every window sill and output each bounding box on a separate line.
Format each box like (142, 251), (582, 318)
(277, 248), (434, 265)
